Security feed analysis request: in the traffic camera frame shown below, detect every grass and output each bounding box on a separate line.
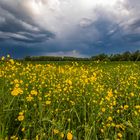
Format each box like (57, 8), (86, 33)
(0, 58), (140, 140)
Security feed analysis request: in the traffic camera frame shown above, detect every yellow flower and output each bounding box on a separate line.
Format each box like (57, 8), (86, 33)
(124, 105), (129, 110)
(117, 133), (122, 138)
(21, 127), (25, 132)
(46, 100), (51, 105)
(60, 132), (64, 138)
(101, 108), (106, 112)
(107, 89), (113, 97)
(11, 88), (23, 96)
(66, 79), (72, 85)
(26, 95), (33, 102)
(134, 111), (138, 116)
(11, 89), (19, 96)
(100, 129), (104, 133)
(130, 92), (134, 97)
(1, 56), (5, 60)
(30, 90), (38, 96)
(10, 136), (18, 140)
(9, 59), (14, 64)
(18, 115), (24, 121)
(111, 123), (115, 127)
(135, 105), (140, 109)
(15, 84), (19, 88)
(53, 129), (59, 134)
(107, 116), (113, 121)
(7, 54), (10, 58)
(19, 111), (24, 116)
(67, 132), (73, 140)
(36, 135), (39, 140)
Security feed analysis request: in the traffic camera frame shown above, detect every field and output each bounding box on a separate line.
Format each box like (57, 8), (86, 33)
(0, 57), (140, 140)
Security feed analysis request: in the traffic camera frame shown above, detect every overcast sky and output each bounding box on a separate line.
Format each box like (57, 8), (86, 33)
(0, 0), (140, 58)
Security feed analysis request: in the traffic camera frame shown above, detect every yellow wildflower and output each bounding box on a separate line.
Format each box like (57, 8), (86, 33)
(46, 100), (51, 105)
(124, 105), (129, 110)
(7, 54), (10, 58)
(19, 111), (24, 116)
(53, 129), (59, 134)
(11, 87), (23, 96)
(107, 116), (113, 121)
(30, 90), (38, 96)
(26, 95), (33, 102)
(60, 132), (64, 138)
(107, 89), (113, 97)
(1, 56), (5, 60)
(21, 127), (25, 132)
(67, 132), (73, 140)
(9, 59), (14, 64)
(18, 115), (24, 121)
(100, 129), (104, 133)
(130, 92), (134, 97)
(101, 108), (106, 112)
(117, 133), (122, 138)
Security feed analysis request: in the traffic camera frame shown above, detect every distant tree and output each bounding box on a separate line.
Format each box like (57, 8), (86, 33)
(24, 56), (31, 61)
(131, 50), (140, 61)
(91, 53), (108, 61)
(121, 51), (131, 61)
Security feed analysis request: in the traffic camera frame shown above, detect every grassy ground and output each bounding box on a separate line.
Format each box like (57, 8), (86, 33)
(0, 58), (140, 140)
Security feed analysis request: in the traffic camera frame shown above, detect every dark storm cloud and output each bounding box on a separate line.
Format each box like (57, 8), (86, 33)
(0, 1), (54, 43)
(0, 0), (140, 58)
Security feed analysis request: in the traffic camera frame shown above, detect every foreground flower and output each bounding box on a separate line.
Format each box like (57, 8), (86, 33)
(30, 90), (38, 96)
(11, 87), (23, 96)
(53, 129), (59, 134)
(101, 108), (106, 112)
(26, 95), (33, 102)
(46, 100), (51, 105)
(117, 133), (122, 138)
(17, 115), (24, 121)
(67, 132), (73, 140)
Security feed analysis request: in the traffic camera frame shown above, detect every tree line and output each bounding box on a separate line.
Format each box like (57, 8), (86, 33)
(24, 50), (140, 61)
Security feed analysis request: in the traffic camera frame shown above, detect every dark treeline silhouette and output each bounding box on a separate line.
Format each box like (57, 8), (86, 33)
(24, 56), (89, 61)
(24, 50), (140, 61)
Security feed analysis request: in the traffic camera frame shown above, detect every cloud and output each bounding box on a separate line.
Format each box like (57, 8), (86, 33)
(0, 1), (54, 43)
(0, 0), (140, 58)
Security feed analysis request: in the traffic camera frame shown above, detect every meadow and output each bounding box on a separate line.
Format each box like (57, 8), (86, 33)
(0, 56), (140, 140)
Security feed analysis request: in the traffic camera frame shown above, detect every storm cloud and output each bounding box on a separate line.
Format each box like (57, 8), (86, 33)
(0, 0), (140, 58)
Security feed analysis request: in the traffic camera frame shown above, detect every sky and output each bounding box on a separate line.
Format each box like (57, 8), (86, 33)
(0, 0), (140, 58)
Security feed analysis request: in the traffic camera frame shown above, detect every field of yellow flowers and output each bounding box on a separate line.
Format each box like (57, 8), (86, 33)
(0, 56), (140, 140)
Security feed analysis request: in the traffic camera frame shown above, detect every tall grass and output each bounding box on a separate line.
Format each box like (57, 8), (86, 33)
(0, 58), (140, 140)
